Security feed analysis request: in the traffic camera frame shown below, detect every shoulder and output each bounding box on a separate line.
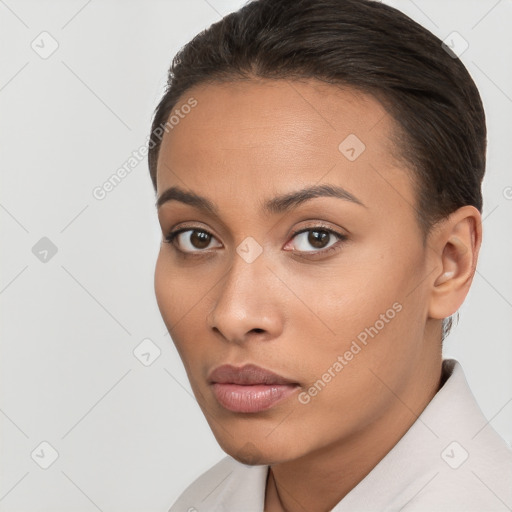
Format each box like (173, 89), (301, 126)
(399, 359), (512, 511)
(402, 445), (512, 512)
(168, 455), (268, 512)
(335, 359), (512, 512)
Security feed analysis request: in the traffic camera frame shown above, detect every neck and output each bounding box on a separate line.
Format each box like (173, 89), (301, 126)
(264, 348), (443, 512)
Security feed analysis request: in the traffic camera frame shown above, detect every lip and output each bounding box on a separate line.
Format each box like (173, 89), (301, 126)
(208, 364), (300, 413)
(208, 363), (297, 386)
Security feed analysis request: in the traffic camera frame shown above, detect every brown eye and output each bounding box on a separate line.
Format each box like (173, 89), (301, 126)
(165, 228), (222, 253)
(307, 230), (330, 249)
(189, 230), (212, 249)
(287, 226), (348, 255)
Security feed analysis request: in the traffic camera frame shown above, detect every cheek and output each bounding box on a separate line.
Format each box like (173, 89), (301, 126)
(154, 253), (174, 320)
(154, 251), (200, 320)
(285, 303), (415, 447)
(284, 250), (422, 394)
(154, 252), (195, 346)
(154, 252), (211, 367)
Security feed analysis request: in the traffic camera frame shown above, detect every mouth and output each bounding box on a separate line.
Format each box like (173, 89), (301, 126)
(208, 363), (300, 413)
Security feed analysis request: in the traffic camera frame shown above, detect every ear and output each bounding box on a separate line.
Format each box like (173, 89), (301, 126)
(427, 205), (482, 320)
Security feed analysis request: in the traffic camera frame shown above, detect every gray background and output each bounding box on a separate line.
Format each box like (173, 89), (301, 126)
(1, 0), (511, 510)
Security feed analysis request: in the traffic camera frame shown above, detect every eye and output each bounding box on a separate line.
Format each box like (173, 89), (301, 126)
(285, 226), (348, 256)
(164, 224), (348, 257)
(164, 228), (222, 253)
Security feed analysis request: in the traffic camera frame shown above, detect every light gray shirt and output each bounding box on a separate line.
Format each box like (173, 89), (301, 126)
(169, 358), (512, 511)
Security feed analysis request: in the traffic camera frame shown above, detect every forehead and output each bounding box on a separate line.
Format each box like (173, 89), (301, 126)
(156, 78), (413, 221)
(158, 78), (393, 161)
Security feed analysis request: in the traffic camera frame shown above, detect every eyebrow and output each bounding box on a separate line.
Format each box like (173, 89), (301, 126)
(155, 183), (366, 215)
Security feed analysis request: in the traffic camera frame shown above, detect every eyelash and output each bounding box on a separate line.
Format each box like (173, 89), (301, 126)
(164, 224), (348, 258)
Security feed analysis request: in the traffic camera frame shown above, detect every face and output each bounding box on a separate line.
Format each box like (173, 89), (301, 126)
(154, 79), (436, 465)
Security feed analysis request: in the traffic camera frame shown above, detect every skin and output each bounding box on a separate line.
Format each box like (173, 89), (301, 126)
(153, 78), (482, 512)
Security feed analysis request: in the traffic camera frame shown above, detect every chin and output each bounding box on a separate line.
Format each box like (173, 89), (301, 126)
(229, 442), (268, 465)
(220, 437), (301, 467)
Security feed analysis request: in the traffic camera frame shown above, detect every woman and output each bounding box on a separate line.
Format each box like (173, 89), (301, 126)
(148, 0), (512, 510)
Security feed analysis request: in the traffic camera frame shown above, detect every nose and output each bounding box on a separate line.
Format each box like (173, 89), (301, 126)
(206, 251), (284, 345)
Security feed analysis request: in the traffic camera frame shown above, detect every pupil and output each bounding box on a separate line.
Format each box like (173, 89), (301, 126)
(309, 230), (329, 248)
(191, 231), (211, 249)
